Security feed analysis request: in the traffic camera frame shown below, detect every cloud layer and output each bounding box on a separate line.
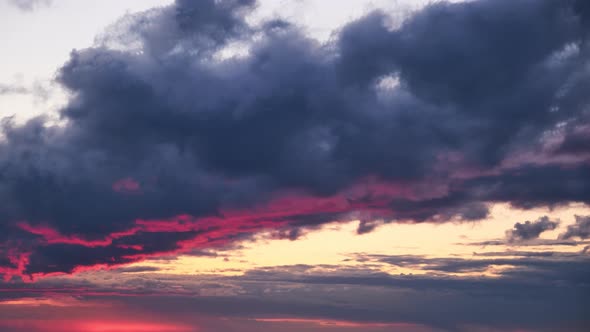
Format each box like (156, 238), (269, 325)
(2, 245), (589, 331)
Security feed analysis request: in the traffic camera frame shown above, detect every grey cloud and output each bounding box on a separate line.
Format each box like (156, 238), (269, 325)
(270, 227), (303, 241)
(463, 239), (590, 247)
(506, 216), (559, 242)
(7, 0), (51, 11)
(0, 81), (52, 101)
(0, 84), (28, 95)
(560, 215), (590, 239)
(353, 252), (590, 287)
(115, 265), (162, 273)
(356, 220), (381, 235)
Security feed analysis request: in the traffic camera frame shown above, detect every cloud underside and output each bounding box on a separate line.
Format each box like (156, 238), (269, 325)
(1, 0), (590, 278)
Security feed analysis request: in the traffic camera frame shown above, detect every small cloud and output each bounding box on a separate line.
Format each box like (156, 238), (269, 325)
(559, 215), (590, 240)
(0, 83), (28, 95)
(271, 228), (303, 241)
(0, 80), (53, 102)
(506, 216), (559, 242)
(356, 220), (381, 235)
(116, 266), (161, 273)
(8, 0), (52, 12)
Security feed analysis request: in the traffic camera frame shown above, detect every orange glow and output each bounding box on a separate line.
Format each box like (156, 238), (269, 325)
(253, 317), (416, 328)
(0, 297), (87, 307)
(74, 321), (194, 332)
(0, 319), (195, 332)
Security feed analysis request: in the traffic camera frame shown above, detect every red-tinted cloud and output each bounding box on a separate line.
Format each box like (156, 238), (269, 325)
(17, 223), (139, 248)
(3, 182), (399, 281)
(0, 319), (194, 332)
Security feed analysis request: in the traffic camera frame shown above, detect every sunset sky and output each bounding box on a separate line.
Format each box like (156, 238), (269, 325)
(1, 0), (589, 331)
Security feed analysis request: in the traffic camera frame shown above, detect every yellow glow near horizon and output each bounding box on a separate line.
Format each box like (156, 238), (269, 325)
(123, 203), (590, 277)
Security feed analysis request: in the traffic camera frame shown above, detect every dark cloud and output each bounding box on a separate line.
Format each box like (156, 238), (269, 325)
(115, 265), (161, 273)
(472, 250), (575, 258)
(552, 123), (590, 155)
(1, 0), (590, 278)
(560, 215), (590, 239)
(505, 216), (559, 242)
(271, 227), (303, 241)
(389, 194), (490, 222)
(356, 220), (382, 235)
(365, 253), (590, 282)
(464, 164), (590, 208)
(463, 238), (590, 247)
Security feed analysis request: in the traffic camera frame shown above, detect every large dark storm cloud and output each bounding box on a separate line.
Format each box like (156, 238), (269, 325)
(1, 0), (590, 278)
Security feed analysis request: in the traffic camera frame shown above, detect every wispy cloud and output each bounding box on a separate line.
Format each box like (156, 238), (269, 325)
(7, 0), (52, 12)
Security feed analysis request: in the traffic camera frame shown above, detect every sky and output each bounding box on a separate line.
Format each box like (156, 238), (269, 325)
(0, 0), (589, 331)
